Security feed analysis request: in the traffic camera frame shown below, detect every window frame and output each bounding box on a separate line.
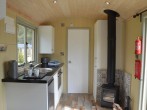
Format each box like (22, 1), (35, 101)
(138, 12), (147, 110)
(16, 18), (38, 66)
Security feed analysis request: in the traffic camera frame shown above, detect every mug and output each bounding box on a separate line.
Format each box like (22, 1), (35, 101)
(28, 69), (32, 77)
(34, 68), (39, 77)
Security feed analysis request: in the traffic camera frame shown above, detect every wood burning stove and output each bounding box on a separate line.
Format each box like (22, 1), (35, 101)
(101, 9), (120, 108)
(101, 84), (119, 108)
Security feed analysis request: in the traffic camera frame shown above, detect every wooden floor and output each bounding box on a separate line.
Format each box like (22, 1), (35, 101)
(56, 93), (112, 110)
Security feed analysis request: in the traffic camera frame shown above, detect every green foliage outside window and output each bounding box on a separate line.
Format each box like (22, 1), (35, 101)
(18, 51), (24, 64)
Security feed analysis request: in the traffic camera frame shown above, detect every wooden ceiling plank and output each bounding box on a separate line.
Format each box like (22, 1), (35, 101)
(7, 0), (147, 24)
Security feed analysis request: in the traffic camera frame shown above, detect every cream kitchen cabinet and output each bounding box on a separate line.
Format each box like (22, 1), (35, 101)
(93, 20), (107, 101)
(38, 26), (54, 54)
(4, 82), (49, 110)
(3, 65), (64, 110)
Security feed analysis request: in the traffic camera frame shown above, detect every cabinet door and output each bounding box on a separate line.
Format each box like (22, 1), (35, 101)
(39, 26), (54, 54)
(53, 73), (58, 109)
(95, 20), (107, 69)
(5, 83), (48, 110)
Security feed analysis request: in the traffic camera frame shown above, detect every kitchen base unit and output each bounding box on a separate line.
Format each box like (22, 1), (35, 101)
(4, 82), (49, 110)
(2, 64), (64, 110)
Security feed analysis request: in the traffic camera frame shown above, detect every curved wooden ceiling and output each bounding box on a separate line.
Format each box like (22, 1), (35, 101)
(7, 0), (147, 24)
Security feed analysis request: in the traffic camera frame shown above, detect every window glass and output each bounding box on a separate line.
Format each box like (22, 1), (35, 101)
(17, 24), (25, 65)
(26, 28), (35, 63)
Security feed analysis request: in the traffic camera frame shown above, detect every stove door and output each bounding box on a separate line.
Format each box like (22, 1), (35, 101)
(103, 90), (115, 103)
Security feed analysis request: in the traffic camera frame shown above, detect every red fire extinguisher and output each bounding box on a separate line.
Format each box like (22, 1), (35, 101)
(135, 37), (142, 55)
(134, 36), (142, 80)
(135, 60), (141, 80)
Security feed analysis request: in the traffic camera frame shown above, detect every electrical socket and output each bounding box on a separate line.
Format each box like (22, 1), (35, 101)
(0, 44), (7, 51)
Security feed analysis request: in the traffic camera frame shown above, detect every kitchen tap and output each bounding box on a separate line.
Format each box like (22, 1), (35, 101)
(28, 63), (41, 77)
(33, 63), (42, 68)
(30, 63), (42, 70)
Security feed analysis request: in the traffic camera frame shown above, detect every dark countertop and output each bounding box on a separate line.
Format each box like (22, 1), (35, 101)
(2, 63), (64, 84)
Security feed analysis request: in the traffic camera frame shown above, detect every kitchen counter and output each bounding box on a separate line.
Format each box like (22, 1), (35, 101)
(2, 63), (64, 83)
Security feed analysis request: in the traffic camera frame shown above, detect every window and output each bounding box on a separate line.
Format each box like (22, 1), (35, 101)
(17, 19), (37, 65)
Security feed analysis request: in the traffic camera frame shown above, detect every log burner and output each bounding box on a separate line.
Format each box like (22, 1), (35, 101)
(101, 9), (120, 108)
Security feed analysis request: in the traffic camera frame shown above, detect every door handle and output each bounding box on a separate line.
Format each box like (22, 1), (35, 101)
(68, 61), (71, 63)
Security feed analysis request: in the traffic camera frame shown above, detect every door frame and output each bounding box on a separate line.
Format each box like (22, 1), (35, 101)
(138, 12), (147, 110)
(66, 27), (91, 93)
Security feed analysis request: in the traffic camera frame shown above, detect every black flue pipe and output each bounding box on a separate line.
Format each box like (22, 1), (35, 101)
(104, 9), (120, 87)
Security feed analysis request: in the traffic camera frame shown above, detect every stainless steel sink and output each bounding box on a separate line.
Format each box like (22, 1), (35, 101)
(39, 68), (53, 73)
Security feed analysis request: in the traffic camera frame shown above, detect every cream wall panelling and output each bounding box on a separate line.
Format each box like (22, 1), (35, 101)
(93, 20), (124, 101)
(0, 0), (6, 20)
(38, 26), (54, 54)
(0, 44), (7, 51)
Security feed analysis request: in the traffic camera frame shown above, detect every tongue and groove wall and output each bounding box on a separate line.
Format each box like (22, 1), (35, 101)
(125, 17), (141, 110)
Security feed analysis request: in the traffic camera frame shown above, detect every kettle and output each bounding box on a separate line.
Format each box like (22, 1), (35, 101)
(7, 60), (18, 79)
(41, 57), (49, 68)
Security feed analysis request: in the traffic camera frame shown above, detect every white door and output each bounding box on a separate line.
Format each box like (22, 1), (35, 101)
(68, 28), (89, 93)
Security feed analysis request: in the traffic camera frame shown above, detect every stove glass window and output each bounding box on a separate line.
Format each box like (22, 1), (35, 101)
(102, 89), (115, 103)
